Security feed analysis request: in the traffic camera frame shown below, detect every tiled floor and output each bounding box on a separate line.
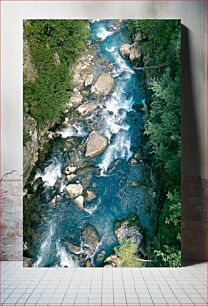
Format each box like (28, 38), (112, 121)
(0, 261), (207, 305)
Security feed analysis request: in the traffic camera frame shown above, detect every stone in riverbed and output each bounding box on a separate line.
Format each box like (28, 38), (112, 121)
(91, 73), (115, 96)
(64, 241), (83, 255)
(67, 174), (78, 182)
(82, 224), (100, 252)
(48, 195), (62, 206)
(74, 195), (84, 209)
(120, 42), (141, 62)
(85, 131), (108, 158)
(77, 102), (98, 117)
(64, 165), (77, 175)
(85, 188), (97, 202)
(65, 183), (83, 198)
(115, 214), (143, 247)
(119, 44), (131, 58)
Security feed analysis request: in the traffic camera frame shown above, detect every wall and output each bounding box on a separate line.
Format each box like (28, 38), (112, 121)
(0, 0), (207, 264)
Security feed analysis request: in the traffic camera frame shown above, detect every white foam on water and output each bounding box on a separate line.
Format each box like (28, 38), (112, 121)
(104, 115), (129, 138)
(83, 199), (100, 215)
(90, 19), (100, 23)
(105, 89), (134, 115)
(96, 27), (114, 41)
(59, 179), (66, 193)
(60, 123), (87, 139)
(98, 132), (133, 175)
(56, 243), (78, 268)
(83, 205), (98, 215)
(33, 225), (54, 267)
(34, 159), (62, 187)
(105, 46), (116, 53)
(113, 51), (135, 75)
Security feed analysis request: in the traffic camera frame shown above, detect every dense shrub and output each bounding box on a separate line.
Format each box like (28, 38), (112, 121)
(24, 20), (89, 128)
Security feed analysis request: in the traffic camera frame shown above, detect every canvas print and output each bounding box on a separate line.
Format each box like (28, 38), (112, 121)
(23, 19), (181, 267)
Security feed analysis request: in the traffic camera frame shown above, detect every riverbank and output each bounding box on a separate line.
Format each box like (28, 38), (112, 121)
(126, 20), (181, 267)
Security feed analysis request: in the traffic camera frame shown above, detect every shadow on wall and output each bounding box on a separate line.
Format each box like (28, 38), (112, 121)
(181, 25), (208, 265)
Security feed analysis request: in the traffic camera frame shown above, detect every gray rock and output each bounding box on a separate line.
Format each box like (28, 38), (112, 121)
(119, 44), (131, 58)
(82, 224), (100, 252)
(47, 131), (54, 140)
(65, 183), (83, 198)
(115, 214), (143, 247)
(85, 131), (108, 158)
(91, 73), (115, 96)
(64, 241), (83, 255)
(74, 195), (84, 209)
(67, 174), (78, 182)
(64, 165), (77, 175)
(77, 102), (98, 117)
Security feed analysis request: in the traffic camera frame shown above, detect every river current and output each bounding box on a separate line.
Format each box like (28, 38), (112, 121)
(27, 20), (155, 267)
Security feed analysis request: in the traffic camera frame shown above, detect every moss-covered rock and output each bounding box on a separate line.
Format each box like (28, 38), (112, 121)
(115, 214), (144, 246)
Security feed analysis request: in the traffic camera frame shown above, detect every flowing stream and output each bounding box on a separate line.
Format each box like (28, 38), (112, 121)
(27, 20), (155, 267)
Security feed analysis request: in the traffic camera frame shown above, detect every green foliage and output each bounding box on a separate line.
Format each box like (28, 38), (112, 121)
(24, 20), (89, 128)
(29, 65), (72, 128)
(114, 239), (142, 267)
(127, 20), (181, 266)
(127, 20), (181, 76)
(154, 245), (181, 267)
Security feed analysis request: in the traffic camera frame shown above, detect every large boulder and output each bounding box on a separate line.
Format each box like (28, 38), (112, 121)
(115, 214), (143, 247)
(65, 183), (83, 198)
(119, 44), (131, 58)
(91, 73), (115, 96)
(77, 102), (98, 117)
(82, 224), (100, 252)
(85, 131), (108, 158)
(64, 241), (84, 255)
(74, 195), (84, 209)
(120, 43), (141, 62)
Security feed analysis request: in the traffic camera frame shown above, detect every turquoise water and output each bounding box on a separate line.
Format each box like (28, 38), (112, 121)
(28, 20), (155, 267)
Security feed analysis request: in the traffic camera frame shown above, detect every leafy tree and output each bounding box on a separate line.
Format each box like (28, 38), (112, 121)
(114, 239), (143, 267)
(127, 20), (181, 266)
(23, 20), (89, 128)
